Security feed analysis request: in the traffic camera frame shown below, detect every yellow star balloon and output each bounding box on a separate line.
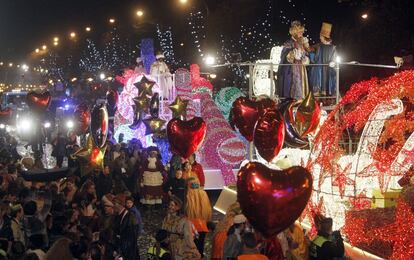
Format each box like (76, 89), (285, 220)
(71, 135), (107, 170)
(168, 95), (188, 118)
(132, 94), (150, 113)
(134, 76), (155, 97)
(144, 117), (166, 134)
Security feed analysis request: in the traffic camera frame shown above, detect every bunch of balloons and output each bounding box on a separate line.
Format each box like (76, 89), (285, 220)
(230, 92), (321, 162)
(129, 76), (166, 136)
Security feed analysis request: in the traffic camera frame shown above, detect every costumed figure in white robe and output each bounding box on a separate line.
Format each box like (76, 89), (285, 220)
(150, 53), (174, 99)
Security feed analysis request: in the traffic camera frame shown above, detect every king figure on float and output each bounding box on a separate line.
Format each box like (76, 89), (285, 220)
(277, 21), (310, 99)
(150, 52), (174, 100)
(309, 22), (337, 97)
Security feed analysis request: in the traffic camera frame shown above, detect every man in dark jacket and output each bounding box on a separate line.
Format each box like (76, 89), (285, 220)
(309, 216), (345, 260)
(113, 194), (139, 260)
(93, 166), (113, 199)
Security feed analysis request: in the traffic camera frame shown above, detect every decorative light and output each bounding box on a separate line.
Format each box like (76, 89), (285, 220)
(44, 122), (51, 128)
(35, 48), (40, 53)
(136, 10), (144, 17)
(205, 55), (216, 65)
(180, 42), (184, 46)
(336, 55), (342, 63)
(53, 37), (59, 42)
(66, 120), (74, 129)
(210, 74), (217, 79)
(42, 45), (47, 50)
(53, 41), (58, 46)
(87, 77), (93, 82)
(85, 27), (91, 32)
(8, 63), (13, 67)
(71, 77), (77, 82)
(21, 64), (29, 71)
(179, 0), (188, 3)
(361, 13), (368, 19)
(109, 18), (115, 24)
(70, 32), (76, 38)
(99, 73), (106, 80)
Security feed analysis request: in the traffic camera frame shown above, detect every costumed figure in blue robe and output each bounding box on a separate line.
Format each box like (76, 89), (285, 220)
(277, 21), (310, 99)
(309, 22), (337, 96)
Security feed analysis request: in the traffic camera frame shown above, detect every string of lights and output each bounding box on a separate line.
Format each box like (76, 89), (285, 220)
(156, 25), (178, 65)
(187, 11), (206, 58)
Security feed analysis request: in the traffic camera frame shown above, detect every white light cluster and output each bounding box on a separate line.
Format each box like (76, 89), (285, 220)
(156, 25), (179, 65)
(188, 11), (206, 57)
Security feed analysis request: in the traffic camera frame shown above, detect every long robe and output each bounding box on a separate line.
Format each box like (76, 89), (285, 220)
(309, 43), (337, 96)
(277, 38), (310, 99)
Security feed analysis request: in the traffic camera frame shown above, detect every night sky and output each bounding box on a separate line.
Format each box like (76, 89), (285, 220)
(0, 0), (344, 60)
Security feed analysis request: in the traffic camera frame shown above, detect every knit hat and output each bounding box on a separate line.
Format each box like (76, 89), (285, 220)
(234, 214), (247, 224)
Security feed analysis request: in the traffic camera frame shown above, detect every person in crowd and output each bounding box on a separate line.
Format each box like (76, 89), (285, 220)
(238, 232), (269, 260)
(163, 168), (186, 203)
(10, 204), (25, 246)
(125, 196), (144, 235)
(61, 177), (77, 205)
(285, 223), (308, 260)
(182, 161), (212, 256)
(147, 229), (172, 260)
(188, 154), (205, 188)
(140, 147), (165, 208)
(309, 215), (345, 260)
(162, 195), (201, 259)
(211, 202), (241, 260)
(182, 161), (211, 222)
(222, 214), (247, 260)
(113, 194), (139, 260)
(22, 189), (52, 248)
(93, 165), (113, 200)
(52, 132), (67, 168)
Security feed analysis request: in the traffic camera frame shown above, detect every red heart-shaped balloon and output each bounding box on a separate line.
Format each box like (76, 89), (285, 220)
(231, 97), (276, 141)
(167, 117), (206, 159)
(254, 110), (285, 162)
(0, 108), (12, 123)
(237, 162), (312, 238)
(74, 104), (91, 136)
(26, 91), (51, 112)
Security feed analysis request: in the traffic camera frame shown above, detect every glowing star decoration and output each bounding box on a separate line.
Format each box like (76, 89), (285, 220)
(168, 95), (189, 118)
(331, 163), (354, 198)
(134, 75), (155, 97)
(144, 117), (166, 135)
(90, 145), (106, 170)
(72, 135), (94, 163)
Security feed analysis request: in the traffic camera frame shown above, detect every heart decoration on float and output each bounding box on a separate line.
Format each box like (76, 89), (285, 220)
(237, 162), (313, 238)
(73, 104), (91, 136)
(90, 104), (109, 148)
(253, 110), (285, 162)
(26, 91), (51, 113)
(167, 117), (206, 159)
(230, 96), (276, 142)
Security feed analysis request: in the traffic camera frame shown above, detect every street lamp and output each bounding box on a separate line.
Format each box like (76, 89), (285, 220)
(53, 37), (59, 42)
(85, 27), (91, 32)
(361, 13), (368, 19)
(109, 18), (115, 24)
(70, 32), (76, 38)
(136, 10), (144, 17)
(205, 55), (216, 66)
(35, 48), (40, 53)
(53, 41), (59, 46)
(8, 63), (13, 67)
(42, 45), (47, 50)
